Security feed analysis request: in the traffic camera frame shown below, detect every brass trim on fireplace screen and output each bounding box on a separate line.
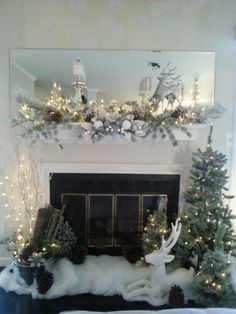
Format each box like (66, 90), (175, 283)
(61, 193), (167, 249)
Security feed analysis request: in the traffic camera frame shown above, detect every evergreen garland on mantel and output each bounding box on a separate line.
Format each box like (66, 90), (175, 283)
(12, 93), (224, 147)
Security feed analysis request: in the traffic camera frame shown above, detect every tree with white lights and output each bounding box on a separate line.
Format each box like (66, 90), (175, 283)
(141, 197), (169, 254)
(175, 126), (236, 305)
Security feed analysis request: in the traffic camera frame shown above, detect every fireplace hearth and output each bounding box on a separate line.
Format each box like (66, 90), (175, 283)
(50, 173), (180, 254)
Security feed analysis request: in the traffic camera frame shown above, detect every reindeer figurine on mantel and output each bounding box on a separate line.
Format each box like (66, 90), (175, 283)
(124, 219), (194, 306)
(150, 63), (181, 109)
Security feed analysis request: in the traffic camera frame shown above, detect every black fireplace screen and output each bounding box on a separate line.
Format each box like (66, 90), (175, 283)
(50, 173), (180, 254)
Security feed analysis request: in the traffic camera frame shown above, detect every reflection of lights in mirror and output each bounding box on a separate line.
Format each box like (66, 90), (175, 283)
(10, 49), (215, 117)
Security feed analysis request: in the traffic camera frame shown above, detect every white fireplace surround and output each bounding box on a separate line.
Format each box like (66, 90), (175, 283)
(40, 162), (186, 210)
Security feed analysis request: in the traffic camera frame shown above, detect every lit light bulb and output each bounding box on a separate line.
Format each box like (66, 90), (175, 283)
(17, 235), (23, 241)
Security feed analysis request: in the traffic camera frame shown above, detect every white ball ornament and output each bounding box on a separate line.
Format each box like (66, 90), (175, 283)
(122, 120), (131, 130)
(94, 120), (103, 129)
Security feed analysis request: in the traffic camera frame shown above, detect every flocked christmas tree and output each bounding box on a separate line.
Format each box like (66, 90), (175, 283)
(141, 196), (169, 254)
(195, 227), (234, 306)
(176, 126), (236, 269)
(174, 126), (236, 305)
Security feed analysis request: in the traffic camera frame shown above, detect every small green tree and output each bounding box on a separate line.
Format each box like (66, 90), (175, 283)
(176, 126), (236, 269)
(141, 197), (169, 254)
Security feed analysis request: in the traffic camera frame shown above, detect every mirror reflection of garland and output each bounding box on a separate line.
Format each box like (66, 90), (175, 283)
(12, 60), (224, 147)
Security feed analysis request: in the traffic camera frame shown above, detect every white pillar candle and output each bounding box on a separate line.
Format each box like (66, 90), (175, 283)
(73, 58), (86, 83)
(139, 76), (152, 93)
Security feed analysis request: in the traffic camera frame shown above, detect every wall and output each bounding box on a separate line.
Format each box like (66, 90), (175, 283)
(0, 0), (236, 261)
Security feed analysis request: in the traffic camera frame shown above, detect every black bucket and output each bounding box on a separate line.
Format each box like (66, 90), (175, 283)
(13, 260), (38, 287)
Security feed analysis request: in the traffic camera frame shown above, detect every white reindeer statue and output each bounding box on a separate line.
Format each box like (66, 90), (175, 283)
(124, 219), (194, 306)
(0, 220), (194, 304)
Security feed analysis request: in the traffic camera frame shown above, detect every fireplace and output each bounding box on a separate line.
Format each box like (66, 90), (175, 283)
(49, 172), (180, 255)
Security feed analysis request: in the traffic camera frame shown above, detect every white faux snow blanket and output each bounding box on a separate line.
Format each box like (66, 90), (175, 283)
(0, 255), (193, 304)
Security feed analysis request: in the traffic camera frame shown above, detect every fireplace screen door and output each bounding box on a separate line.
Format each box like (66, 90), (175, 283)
(89, 194), (114, 247)
(62, 193), (166, 249)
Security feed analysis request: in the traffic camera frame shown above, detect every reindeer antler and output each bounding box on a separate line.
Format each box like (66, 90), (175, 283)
(144, 219), (182, 266)
(160, 219), (181, 253)
(161, 63), (181, 82)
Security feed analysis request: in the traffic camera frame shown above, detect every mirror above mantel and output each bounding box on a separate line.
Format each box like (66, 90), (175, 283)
(9, 49), (218, 145)
(10, 49), (215, 111)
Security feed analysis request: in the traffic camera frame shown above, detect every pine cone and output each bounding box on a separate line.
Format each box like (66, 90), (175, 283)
(36, 265), (54, 294)
(133, 107), (145, 120)
(168, 284), (185, 308)
(85, 110), (96, 122)
(36, 265), (45, 280)
(19, 244), (35, 263)
(171, 108), (188, 120)
(68, 245), (87, 265)
(44, 106), (62, 122)
(122, 245), (142, 264)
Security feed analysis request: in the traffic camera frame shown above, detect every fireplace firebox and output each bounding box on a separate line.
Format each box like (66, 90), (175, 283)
(50, 173), (180, 255)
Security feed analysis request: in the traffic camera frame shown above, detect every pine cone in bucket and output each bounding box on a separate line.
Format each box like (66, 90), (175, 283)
(36, 265), (54, 294)
(19, 244), (36, 263)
